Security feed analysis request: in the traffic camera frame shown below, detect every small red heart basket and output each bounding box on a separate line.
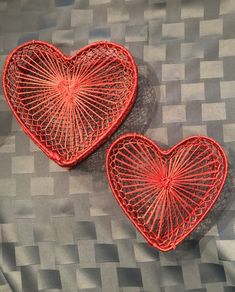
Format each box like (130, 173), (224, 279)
(2, 41), (137, 167)
(106, 134), (228, 251)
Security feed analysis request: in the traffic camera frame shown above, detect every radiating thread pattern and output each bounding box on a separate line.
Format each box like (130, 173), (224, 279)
(4, 41), (137, 166)
(107, 135), (227, 251)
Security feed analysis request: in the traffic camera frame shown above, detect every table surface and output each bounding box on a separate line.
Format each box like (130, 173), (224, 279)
(1, 0), (235, 291)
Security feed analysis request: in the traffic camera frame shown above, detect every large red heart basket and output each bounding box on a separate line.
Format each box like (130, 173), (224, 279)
(106, 134), (228, 251)
(2, 41), (137, 167)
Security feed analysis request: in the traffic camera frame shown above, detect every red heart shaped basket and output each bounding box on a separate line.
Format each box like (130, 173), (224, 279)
(106, 134), (228, 251)
(2, 41), (137, 167)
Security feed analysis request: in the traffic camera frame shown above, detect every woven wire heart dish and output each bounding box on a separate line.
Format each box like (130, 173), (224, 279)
(106, 134), (228, 251)
(2, 41), (137, 167)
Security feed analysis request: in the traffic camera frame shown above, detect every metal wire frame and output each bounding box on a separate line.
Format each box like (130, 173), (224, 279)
(2, 40), (137, 167)
(106, 134), (228, 251)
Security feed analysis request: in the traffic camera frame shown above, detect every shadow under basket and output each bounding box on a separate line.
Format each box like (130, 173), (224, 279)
(106, 134), (228, 251)
(2, 40), (137, 167)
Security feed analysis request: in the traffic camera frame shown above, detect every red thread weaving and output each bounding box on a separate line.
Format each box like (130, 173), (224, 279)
(2, 41), (137, 167)
(106, 134), (228, 251)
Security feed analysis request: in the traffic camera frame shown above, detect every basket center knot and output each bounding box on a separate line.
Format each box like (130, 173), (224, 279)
(57, 79), (80, 104)
(160, 176), (172, 191)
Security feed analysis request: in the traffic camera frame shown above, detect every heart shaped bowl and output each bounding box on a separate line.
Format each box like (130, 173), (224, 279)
(106, 134), (228, 251)
(2, 41), (137, 167)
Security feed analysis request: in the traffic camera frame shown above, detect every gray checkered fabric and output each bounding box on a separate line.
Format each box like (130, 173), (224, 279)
(1, 0), (235, 291)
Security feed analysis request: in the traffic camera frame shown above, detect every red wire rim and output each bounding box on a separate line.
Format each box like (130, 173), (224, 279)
(2, 41), (137, 167)
(106, 134), (228, 251)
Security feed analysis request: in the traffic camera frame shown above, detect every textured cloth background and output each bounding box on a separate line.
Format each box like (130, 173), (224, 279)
(1, 0), (235, 291)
